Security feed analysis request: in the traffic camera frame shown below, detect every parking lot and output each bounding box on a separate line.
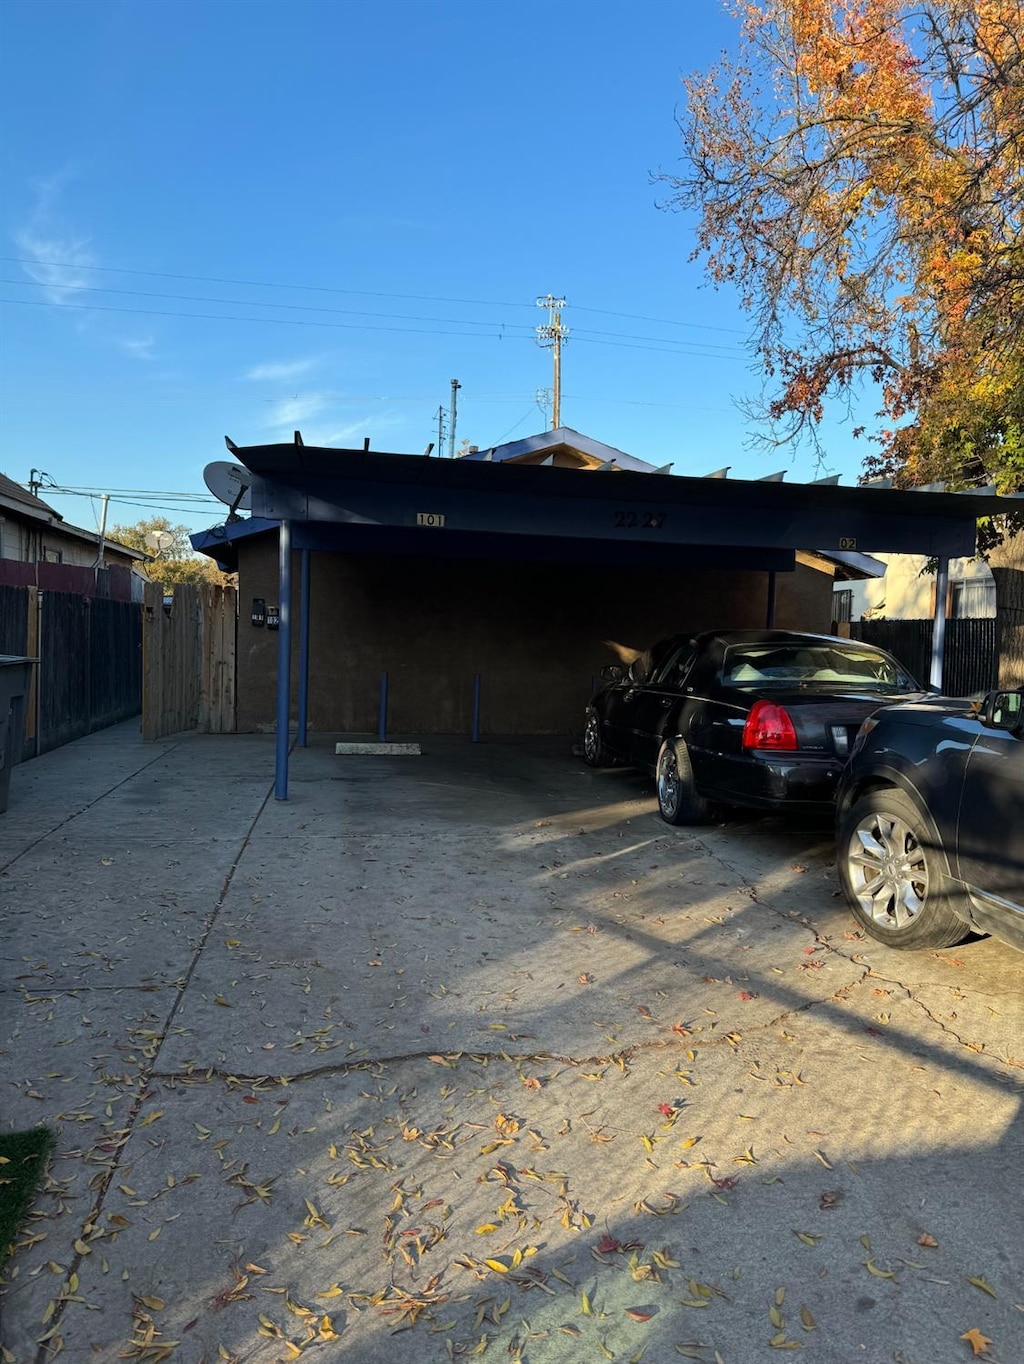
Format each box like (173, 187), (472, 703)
(2, 725), (1022, 1363)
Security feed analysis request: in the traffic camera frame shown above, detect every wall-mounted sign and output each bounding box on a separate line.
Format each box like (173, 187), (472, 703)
(416, 512), (446, 527)
(266, 606), (281, 630)
(839, 537), (857, 550)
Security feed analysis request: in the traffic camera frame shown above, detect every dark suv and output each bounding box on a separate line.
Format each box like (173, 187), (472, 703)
(835, 686), (1024, 952)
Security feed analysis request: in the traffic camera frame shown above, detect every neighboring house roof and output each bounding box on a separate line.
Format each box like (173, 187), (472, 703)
(0, 472), (61, 523)
(458, 426), (662, 473)
(0, 471), (149, 562)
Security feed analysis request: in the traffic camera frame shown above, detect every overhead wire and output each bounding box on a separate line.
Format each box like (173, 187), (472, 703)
(1, 253), (748, 336)
(0, 295), (749, 358)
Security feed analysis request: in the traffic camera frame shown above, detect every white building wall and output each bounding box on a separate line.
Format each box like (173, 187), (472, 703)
(835, 553), (996, 620)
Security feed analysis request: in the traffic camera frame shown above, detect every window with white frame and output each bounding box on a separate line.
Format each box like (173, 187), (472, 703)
(950, 577), (996, 618)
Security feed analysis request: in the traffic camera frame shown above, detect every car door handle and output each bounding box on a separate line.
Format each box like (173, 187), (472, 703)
(660, 698), (673, 708)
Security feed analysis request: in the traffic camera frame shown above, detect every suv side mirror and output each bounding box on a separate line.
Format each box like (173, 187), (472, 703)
(986, 689), (1024, 732)
(600, 663), (624, 683)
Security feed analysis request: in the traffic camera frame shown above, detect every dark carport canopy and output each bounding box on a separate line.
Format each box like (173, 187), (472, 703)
(202, 441), (1022, 798)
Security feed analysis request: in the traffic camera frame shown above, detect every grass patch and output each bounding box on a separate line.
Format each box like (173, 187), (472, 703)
(0, 1127), (55, 1264)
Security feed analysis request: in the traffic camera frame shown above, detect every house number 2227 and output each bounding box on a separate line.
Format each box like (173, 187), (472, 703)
(614, 510), (667, 529)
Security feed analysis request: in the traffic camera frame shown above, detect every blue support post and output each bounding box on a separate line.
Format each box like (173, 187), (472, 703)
(378, 671), (388, 742)
(472, 673), (481, 743)
(297, 548), (310, 748)
(766, 571), (778, 628)
(274, 520), (293, 800)
(930, 555), (950, 691)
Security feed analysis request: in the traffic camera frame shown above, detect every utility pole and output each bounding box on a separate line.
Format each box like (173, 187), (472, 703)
(535, 295), (568, 428)
(28, 468), (50, 498)
(448, 379), (461, 458)
(93, 493), (110, 568)
(435, 405), (447, 457)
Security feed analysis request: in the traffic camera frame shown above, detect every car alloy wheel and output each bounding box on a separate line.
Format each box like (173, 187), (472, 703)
(656, 740), (710, 825)
(583, 709), (614, 767)
(846, 811), (928, 930)
(837, 787), (967, 949)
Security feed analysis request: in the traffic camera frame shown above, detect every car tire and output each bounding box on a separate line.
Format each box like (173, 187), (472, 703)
(837, 787), (969, 949)
(583, 709), (615, 767)
(656, 739), (711, 825)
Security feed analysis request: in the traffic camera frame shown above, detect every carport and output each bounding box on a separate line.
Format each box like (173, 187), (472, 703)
(195, 437), (1020, 798)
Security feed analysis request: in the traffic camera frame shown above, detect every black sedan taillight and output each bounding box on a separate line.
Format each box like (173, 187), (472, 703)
(742, 700), (799, 751)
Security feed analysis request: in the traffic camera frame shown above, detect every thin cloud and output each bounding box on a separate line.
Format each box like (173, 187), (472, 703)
(246, 357), (320, 382)
(14, 170), (96, 305)
(119, 336), (156, 360)
(14, 226), (95, 304)
(266, 392), (330, 427)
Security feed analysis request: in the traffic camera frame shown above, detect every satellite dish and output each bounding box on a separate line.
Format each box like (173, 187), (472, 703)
(145, 530), (174, 553)
(203, 461), (252, 512)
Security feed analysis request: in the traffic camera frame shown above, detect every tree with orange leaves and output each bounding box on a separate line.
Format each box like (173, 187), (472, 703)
(666, 1), (1024, 677)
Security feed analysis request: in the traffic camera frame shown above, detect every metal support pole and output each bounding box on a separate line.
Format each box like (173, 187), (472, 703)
(930, 555), (950, 691)
(765, 571), (778, 628)
(448, 379), (461, 458)
(378, 672), (389, 742)
(472, 674), (481, 743)
(297, 548), (310, 747)
(274, 520), (293, 800)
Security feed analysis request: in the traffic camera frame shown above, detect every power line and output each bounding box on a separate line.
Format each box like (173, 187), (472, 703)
(1, 295), (750, 359)
(0, 277), (538, 334)
(3, 278), (748, 353)
(3, 253), (749, 336)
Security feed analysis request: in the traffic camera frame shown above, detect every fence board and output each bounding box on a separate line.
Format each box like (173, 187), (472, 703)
(851, 618), (1000, 696)
(0, 585), (28, 654)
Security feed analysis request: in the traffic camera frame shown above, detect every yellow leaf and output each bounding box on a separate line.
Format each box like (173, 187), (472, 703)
(775, 1288), (786, 1306)
(318, 1285), (344, 1299)
(148, 1228), (161, 1241)
(138, 1111), (163, 1128)
(961, 1327), (994, 1355)
(475, 1223), (499, 1235)
(863, 1259), (895, 1279)
(813, 1150), (832, 1170)
(484, 1258), (509, 1274)
(770, 1305), (784, 1328)
(581, 1289), (592, 1316)
(139, 1296), (165, 1310)
(799, 1306), (816, 1331)
(214, 995), (232, 1007)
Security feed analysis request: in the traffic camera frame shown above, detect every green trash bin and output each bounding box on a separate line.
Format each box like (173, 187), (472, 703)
(0, 655), (37, 814)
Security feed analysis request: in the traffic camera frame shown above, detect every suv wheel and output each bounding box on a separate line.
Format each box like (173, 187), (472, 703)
(838, 787), (968, 949)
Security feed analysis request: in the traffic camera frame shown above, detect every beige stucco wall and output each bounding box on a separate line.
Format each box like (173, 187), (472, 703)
(235, 541), (836, 735)
(836, 552), (996, 619)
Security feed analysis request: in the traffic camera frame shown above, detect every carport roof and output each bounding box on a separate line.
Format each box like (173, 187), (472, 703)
(194, 437), (1021, 564)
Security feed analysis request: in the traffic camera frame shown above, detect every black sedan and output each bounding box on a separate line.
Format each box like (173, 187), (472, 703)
(583, 629), (923, 824)
(836, 686), (1024, 952)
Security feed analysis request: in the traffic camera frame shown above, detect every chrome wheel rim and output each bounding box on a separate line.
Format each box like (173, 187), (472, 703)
(847, 813), (928, 931)
(584, 713), (601, 762)
(657, 747), (679, 816)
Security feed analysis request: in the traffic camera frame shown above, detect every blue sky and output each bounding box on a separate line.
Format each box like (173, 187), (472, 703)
(1, 0), (875, 537)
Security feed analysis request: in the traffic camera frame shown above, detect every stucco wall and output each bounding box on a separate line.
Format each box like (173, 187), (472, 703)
(235, 542), (835, 735)
(836, 552), (996, 619)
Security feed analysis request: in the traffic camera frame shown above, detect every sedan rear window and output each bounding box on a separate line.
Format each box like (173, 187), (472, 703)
(722, 643), (917, 691)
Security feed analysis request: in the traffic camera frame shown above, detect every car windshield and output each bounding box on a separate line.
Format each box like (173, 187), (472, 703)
(722, 642), (917, 692)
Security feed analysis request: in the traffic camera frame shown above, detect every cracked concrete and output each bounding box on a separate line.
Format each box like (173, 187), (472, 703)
(1, 725), (1022, 1364)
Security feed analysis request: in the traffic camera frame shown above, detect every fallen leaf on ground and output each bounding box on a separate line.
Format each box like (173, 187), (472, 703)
(960, 1327), (993, 1355)
(918, 1233), (938, 1248)
(966, 1276), (997, 1299)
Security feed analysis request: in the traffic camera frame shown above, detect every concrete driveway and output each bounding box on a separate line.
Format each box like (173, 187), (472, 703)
(1, 725), (1021, 1364)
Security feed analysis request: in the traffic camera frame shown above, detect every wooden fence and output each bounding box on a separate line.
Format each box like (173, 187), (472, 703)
(142, 582), (236, 739)
(851, 618), (1001, 696)
(0, 583), (142, 756)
